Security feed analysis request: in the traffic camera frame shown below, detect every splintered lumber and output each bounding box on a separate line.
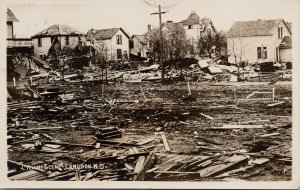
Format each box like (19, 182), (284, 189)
(137, 138), (155, 146)
(153, 171), (200, 176)
(210, 125), (265, 130)
(187, 82), (191, 95)
(134, 152), (154, 181)
(267, 101), (284, 107)
(195, 136), (223, 145)
(24, 85), (44, 99)
(200, 113), (214, 120)
(9, 170), (44, 180)
(134, 156), (146, 173)
(198, 155), (248, 178)
(146, 167), (159, 173)
(252, 158), (270, 165)
(98, 140), (140, 147)
(125, 163), (134, 171)
(43, 141), (94, 148)
(9, 127), (63, 133)
(259, 133), (280, 137)
(161, 134), (171, 152)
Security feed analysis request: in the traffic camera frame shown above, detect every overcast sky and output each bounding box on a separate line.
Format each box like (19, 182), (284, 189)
(8, 0), (299, 38)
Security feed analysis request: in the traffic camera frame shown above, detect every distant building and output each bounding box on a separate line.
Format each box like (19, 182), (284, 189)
(226, 19), (292, 63)
(130, 34), (148, 58)
(87, 28), (130, 61)
(31, 24), (86, 58)
(279, 36), (292, 62)
(7, 8), (33, 82)
(180, 11), (217, 50)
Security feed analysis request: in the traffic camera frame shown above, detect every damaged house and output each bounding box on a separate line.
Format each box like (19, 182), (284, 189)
(87, 28), (130, 61)
(226, 19), (292, 64)
(180, 11), (217, 51)
(31, 24), (86, 59)
(7, 8), (33, 82)
(129, 25), (157, 60)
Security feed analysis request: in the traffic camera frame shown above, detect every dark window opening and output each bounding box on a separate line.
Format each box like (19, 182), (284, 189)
(129, 40), (134, 48)
(257, 47), (262, 59)
(117, 35), (122, 45)
(38, 38), (42, 47)
(188, 25), (192, 29)
(117, 49), (122, 59)
(65, 36), (70, 45)
(263, 47), (267, 58)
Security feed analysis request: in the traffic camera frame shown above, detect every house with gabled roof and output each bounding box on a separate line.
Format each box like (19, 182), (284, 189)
(226, 19), (292, 64)
(7, 8), (34, 82)
(180, 11), (217, 50)
(87, 27), (130, 61)
(31, 24), (86, 58)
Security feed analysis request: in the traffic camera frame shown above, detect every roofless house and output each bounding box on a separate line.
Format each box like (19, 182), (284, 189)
(31, 25), (86, 58)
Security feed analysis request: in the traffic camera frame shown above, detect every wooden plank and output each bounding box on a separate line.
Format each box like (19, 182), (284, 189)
(267, 101), (284, 107)
(259, 133), (280, 137)
(199, 155), (248, 178)
(210, 125), (265, 130)
(9, 170), (40, 180)
(9, 127), (63, 132)
(161, 134), (170, 152)
(125, 163), (134, 171)
(137, 138), (155, 146)
(134, 152), (153, 181)
(134, 156), (146, 173)
(252, 158), (270, 165)
(83, 170), (101, 181)
(200, 113), (214, 120)
(153, 171), (200, 175)
(146, 167), (159, 173)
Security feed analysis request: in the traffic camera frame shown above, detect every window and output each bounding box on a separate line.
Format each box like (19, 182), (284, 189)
(116, 35), (122, 45)
(129, 40), (134, 48)
(257, 47), (262, 59)
(257, 47), (267, 59)
(65, 36), (69, 45)
(117, 49), (122, 59)
(263, 47), (267, 58)
(38, 38), (42, 47)
(188, 25), (192, 29)
(278, 27), (283, 38)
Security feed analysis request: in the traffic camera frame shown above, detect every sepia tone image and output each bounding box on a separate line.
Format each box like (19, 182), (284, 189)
(6, 0), (294, 182)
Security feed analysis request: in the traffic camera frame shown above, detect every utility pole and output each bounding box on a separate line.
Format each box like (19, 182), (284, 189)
(151, 5), (168, 82)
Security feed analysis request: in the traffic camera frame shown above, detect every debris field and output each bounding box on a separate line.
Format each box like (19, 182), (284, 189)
(7, 77), (292, 181)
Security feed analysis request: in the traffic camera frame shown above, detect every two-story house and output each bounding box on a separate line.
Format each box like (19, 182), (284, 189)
(31, 24), (86, 58)
(87, 28), (130, 61)
(7, 8), (33, 82)
(226, 19), (292, 64)
(180, 11), (217, 51)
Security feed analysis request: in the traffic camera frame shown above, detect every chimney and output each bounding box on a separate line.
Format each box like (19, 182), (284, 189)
(147, 24), (151, 32)
(167, 20), (173, 23)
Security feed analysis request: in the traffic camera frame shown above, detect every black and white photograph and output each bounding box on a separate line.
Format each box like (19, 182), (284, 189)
(1, 0), (300, 188)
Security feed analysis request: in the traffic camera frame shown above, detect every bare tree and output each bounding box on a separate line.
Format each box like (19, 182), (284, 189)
(229, 36), (246, 81)
(92, 40), (109, 83)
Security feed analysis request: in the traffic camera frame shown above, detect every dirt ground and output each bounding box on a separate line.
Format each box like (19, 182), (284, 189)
(7, 81), (292, 181)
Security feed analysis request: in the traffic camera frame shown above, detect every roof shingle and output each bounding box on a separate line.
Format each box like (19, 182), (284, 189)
(163, 22), (185, 33)
(226, 19), (283, 37)
(87, 28), (129, 41)
(32, 25), (83, 38)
